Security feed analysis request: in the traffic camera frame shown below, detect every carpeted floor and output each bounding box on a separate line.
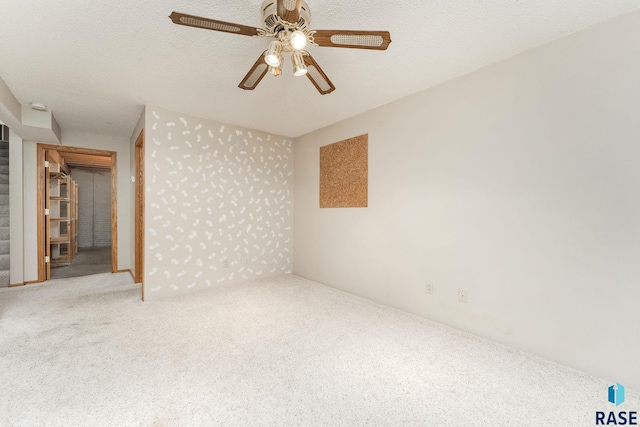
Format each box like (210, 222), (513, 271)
(0, 273), (636, 426)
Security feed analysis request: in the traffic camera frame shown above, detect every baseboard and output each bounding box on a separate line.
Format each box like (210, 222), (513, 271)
(9, 279), (40, 288)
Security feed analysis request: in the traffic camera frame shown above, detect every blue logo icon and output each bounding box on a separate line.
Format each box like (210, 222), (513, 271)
(608, 383), (625, 407)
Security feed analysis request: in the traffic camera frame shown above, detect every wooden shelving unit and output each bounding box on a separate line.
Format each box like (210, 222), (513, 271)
(71, 181), (78, 256)
(46, 150), (78, 270)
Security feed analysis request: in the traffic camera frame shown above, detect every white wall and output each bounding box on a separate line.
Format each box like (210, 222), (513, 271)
(22, 140), (37, 283)
(9, 129), (23, 285)
(144, 105), (293, 300)
(294, 10), (640, 389)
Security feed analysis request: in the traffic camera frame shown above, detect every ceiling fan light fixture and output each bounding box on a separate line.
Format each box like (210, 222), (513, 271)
(269, 64), (282, 77)
(292, 51), (308, 76)
(290, 30), (307, 50)
(265, 41), (283, 67)
(169, 1), (391, 94)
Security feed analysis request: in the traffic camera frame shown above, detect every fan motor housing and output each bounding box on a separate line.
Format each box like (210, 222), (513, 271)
(261, 0), (311, 33)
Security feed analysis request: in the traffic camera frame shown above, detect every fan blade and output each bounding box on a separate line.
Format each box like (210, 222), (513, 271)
(238, 53), (270, 91)
(277, 0), (303, 24)
(169, 12), (262, 37)
(312, 30), (392, 50)
(303, 54), (335, 95)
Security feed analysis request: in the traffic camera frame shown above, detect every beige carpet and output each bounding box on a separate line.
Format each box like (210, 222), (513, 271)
(0, 273), (637, 426)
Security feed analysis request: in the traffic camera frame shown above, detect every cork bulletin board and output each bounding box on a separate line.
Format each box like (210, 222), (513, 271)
(319, 134), (368, 208)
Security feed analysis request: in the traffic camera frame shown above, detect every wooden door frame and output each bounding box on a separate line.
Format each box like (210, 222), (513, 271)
(134, 130), (144, 299)
(37, 144), (118, 282)
(44, 150), (51, 280)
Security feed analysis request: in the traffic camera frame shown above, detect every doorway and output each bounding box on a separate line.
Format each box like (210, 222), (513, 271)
(37, 144), (117, 282)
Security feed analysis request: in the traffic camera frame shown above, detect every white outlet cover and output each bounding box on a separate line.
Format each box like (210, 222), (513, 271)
(425, 283), (433, 294)
(458, 289), (468, 303)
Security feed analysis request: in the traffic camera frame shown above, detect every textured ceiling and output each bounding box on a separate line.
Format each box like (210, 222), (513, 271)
(1, 0), (639, 139)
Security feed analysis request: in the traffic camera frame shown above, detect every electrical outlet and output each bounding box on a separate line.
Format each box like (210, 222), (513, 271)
(223, 259), (230, 268)
(425, 282), (433, 294)
(458, 289), (468, 303)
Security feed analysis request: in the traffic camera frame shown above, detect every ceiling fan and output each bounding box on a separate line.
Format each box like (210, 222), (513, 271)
(169, 0), (392, 95)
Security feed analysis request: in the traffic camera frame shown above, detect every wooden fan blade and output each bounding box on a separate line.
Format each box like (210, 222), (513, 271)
(312, 30), (392, 50)
(169, 12), (262, 37)
(277, 0), (303, 24)
(238, 52), (270, 91)
(303, 55), (335, 95)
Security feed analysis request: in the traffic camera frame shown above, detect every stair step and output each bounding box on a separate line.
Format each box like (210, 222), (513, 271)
(0, 227), (8, 241)
(0, 254), (8, 270)
(0, 240), (8, 255)
(0, 204), (8, 215)
(0, 216), (8, 227)
(0, 175), (8, 184)
(0, 270), (9, 287)
(0, 194), (7, 205)
(0, 165), (8, 174)
(0, 183), (9, 195)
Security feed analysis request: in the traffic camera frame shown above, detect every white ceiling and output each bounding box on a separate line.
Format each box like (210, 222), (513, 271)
(1, 0), (639, 139)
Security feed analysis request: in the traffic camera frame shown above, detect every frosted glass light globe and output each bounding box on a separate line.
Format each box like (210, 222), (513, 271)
(290, 31), (307, 50)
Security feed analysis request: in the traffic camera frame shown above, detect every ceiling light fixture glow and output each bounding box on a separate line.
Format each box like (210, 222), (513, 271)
(292, 51), (308, 76)
(264, 41), (283, 67)
(290, 30), (307, 50)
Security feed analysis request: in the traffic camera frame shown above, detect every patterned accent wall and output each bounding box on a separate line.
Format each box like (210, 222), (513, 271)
(144, 106), (293, 299)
